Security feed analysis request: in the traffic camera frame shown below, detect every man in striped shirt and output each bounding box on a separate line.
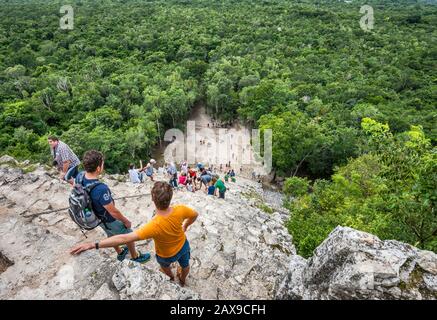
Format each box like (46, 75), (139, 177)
(48, 135), (80, 185)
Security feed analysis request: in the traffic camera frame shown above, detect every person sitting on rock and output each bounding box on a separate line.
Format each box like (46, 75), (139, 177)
(72, 150), (150, 263)
(128, 164), (142, 183)
(70, 181), (198, 287)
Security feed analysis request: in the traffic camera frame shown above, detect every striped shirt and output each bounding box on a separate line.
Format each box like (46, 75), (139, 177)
(54, 141), (80, 169)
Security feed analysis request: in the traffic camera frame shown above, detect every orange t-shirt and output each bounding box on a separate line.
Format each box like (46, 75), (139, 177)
(135, 205), (197, 258)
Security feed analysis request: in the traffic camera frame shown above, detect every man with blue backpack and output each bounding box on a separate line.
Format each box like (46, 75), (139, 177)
(71, 150), (150, 263)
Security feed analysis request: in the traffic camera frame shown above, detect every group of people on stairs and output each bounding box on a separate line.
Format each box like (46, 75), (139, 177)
(48, 137), (199, 286)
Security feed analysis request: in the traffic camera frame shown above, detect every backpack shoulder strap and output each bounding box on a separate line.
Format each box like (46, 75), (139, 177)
(84, 181), (102, 193)
(77, 172), (102, 193)
(76, 171), (86, 185)
(86, 182), (109, 223)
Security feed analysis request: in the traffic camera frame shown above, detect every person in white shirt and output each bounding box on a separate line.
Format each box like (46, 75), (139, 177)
(180, 161), (188, 175)
(128, 164), (142, 183)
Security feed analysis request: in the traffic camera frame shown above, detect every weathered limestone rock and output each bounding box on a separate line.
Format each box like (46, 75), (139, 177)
(0, 159), (293, 300)
(91, 283), (119, 300)
(0, 155), (19, 166)
(1, 157), (436, 300)
(275, 255), (308, 300)
(276, 226), (437, 300)
(113, 260), (200, 300)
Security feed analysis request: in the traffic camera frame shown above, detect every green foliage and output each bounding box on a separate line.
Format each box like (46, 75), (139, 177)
(287, 120), (436, 258)
(259, 110), (360, 177)
(0, 0), (205, 170)
(1, 0), (435, 176)
(257, 203), (275, 214)
(283, 177), (310, 199)
(0, 0), (435, 255)
(60, 124), (154, 174)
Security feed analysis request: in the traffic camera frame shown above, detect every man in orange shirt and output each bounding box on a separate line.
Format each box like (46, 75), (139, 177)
(70, 181), (199, 286)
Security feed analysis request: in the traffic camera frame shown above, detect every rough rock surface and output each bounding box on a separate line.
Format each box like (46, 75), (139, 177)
(276, 226), (437, 300)
(1, 157), (436, 300)
(0, 158), (292, 299)
(112, 260), (200, 300)
(0, 155), (18, 166)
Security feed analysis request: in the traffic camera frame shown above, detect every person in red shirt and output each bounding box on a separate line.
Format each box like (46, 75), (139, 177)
(188, 166), (197, 188)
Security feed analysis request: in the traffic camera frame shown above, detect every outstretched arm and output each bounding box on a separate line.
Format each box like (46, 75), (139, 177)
(70, 232), (140, 255)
